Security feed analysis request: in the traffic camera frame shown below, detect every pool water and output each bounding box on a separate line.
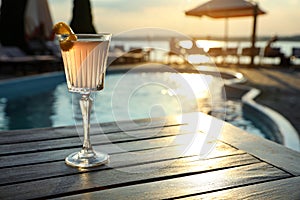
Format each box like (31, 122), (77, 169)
(0, 71), (266, 139)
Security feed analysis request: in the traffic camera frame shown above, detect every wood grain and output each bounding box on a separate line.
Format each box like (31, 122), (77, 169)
(53, 163), (290, 200)
(0, 112), (298, 200)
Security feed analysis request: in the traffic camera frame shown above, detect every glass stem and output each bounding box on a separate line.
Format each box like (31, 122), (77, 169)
(80, 93), (93, 152)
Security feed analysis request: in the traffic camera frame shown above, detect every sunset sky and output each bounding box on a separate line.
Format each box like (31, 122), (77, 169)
(48, 0), (300, 38)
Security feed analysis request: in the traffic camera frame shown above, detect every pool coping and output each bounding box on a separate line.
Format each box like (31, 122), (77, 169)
(219, 68), (300, 152)
(109, 64), (300, 151)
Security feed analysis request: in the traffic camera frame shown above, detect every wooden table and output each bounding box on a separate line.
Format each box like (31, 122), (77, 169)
(1, 112), (299, 199)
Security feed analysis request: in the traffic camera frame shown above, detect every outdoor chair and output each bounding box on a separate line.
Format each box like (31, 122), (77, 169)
(264, 47), (281, 57)
(166, 44), (185, 64)
(239, 47), (261, 64)
(291, 47), (300, 59)
(0, 46), (61, 74)
(207, 47), (224, 64)
(45, 41), (62, 58)
(113, 45), (126, 52)
(0, 46), (36, 63)
(0, 46), (36, 74)
(184, 45), (205, 55)
(261, 47), (283, 65)
(184, 45), (208, 64)
(108, 45), (127, 64)
(241, 47), (261, 56)
(28, 40), (52, 55)
(223, 47), (239, 64)
(123, 47), (147, 63)
(290, 47), (300, 65)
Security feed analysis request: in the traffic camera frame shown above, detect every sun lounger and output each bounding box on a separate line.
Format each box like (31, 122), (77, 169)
(261, 47), (292, 66)
(114, 45), (126, 52)
(184, 45), (205, 55)
(183, 45), (208, 64)
(108, 45), (127, 64)
(223, 47), (239, 64)
(108, 46), (150, 65)
(264, 47), (281, 57)
(0, 46), (36, 63)
(166, 45), (185, 64)
(223, 47), (238, 56)
(239, 47), (261, 64)
(207, 47), (224, 64)
(260, 47), (283, 65)
(241, 47), (261, 57)
(290, 47), (300, 65)
(0, 46), (61, 74)
(208, 47), (223, 57)
(291, 47), (300, 59)
(45, 41), (62, 58)
(165, 38), (186, 64)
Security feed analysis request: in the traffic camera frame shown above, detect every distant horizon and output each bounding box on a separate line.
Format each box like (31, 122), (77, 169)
(111, 34), (300, 42)
(48, 0), (300, 39)
(1, 0), (298, 39)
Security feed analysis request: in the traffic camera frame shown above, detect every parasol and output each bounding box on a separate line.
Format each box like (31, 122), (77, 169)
(25, 0), (54, 40)
(185, 0), (266, 65)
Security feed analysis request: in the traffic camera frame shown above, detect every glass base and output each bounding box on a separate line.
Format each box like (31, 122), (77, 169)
(65, 149), (109, 168)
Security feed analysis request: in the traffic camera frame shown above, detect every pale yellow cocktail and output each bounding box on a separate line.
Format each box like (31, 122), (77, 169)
(60, 37), (110, 93)
(54, 22), (112, 168)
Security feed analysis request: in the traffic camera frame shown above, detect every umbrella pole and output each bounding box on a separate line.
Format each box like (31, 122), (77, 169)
(224, 18), (228, 50)
(250, 4), (258, 66)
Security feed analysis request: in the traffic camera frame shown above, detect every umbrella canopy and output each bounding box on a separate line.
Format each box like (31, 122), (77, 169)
(185, 0), (265, 18)
(25, 0), (54, 40)
(185, 0), (266, 65)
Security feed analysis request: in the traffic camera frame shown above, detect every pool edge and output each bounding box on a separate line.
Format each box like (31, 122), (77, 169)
(221, 68), (300, 152)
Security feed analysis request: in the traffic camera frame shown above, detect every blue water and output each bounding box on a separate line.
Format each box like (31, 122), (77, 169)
(2, 36), (291, 139)
(0, 70), (267, 140)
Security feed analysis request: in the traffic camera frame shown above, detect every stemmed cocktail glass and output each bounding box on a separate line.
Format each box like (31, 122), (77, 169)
(56, 33), (111, 168)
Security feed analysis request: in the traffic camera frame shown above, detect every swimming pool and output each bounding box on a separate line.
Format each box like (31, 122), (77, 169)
(0, 67), (267, 140)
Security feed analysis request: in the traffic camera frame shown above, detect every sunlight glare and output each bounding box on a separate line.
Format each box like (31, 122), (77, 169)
(166, 73), (213, 106)
(179, 40), (193, 49)
(173, 112), (219, 157)
(187, 55), (211, 64)
(196, 40), (223, 52)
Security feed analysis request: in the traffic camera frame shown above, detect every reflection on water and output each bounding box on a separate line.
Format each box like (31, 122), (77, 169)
(2, 92), (55, 130)
(1, 72), (222, 130)
(0, 72), (266, 140)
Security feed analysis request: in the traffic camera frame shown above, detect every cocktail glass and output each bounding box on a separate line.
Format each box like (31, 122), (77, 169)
(57, 33), (112, 168)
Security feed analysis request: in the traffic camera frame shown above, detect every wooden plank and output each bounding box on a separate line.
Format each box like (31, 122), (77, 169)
(0, 116), (182, 144)
(1, 162), (287, 200)
(0, 126), (79, 144)
(0, 148), (73, 168)
(188, 176), (300, 200)
(0, 141), (245, 184)
(0, 125), (189, 156)
(0, 112), (223, 159)
(0, 137), (244, 169)
(0, 153), (255, 187)
(221, 122), (300, 176)
(0, 111), (297, 200)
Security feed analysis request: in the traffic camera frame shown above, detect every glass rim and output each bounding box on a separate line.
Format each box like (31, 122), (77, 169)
(56, 33), (112, 42)
(56, 32), (112, 36)
(56, 33), (112, 37)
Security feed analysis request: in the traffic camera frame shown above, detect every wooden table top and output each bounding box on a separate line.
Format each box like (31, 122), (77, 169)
(0, 112), (299, 200)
